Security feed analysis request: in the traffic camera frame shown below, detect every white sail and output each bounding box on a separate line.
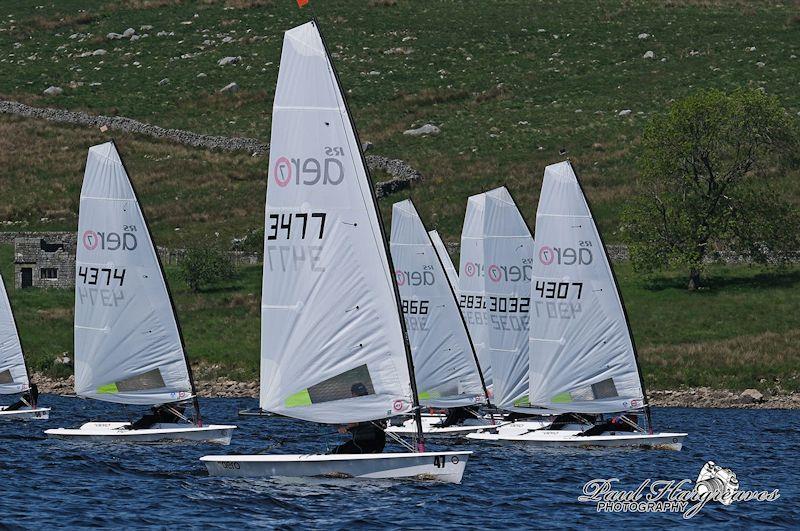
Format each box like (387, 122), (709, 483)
(259, 21), (414, 424)
(459, 192), (491, 390)
(390, 200), (485, 407)
(74, 142), (193, 405)
(528, 161), (645, 413)
(0, 273), (29, 395)
(481, 188), (534, 411)
(429, 230), (459, 295)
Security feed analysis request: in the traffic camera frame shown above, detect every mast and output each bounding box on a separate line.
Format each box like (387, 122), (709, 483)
(421, 214), (491, 406)
(313, 19), (424, 450)
(569, 160), (653, 432)
(111, 139), (202, 426)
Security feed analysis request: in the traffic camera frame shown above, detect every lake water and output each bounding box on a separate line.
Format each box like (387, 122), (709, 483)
(0, 396), (796, 528)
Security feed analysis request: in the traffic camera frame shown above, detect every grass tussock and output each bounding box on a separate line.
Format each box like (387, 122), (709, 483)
(397, 88), (470, 107)
(473, 84), (507, 104)
(28, 12), (96, 31)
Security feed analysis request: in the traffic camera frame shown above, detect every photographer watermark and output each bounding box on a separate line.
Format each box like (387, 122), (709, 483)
(578, 461), (780, 519)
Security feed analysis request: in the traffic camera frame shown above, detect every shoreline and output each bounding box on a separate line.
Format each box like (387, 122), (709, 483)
(31, 374), (800, 410)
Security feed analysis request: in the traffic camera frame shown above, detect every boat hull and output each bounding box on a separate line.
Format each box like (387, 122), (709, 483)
(386, 418), (511, 439)
(0, 406), (50, 421)
(201, 451), (472, 483)
(45, 422), (236, 444)
(468, 428), (686, 451)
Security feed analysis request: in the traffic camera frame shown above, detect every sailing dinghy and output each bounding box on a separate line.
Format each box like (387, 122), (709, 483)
(0, 273), (50, 420)
(468, 161), (687, 450)
(202, 21), (470, 482)
(45, 142), (236, 444)
(385, 200), (494, 439)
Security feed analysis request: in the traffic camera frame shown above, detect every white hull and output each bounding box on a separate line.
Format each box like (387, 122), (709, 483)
(386, 417), (510, 439)
(201, 451), (471, 484)
(45, 422), (236, 444)
(468, 425), (687, 451)
(0, 406), (50, 421)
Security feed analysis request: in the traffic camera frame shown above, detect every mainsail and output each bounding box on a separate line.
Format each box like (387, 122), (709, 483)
(259, 21), (415, 424)
(74, 142), (194, 405)
(459, 192), (490, 389)
(0, 273), (29, 395)
(429, 230), (459, 294)
(390, 199), (486, 407)
(528, 161), (645, 414)
(481, 188), (534, 411)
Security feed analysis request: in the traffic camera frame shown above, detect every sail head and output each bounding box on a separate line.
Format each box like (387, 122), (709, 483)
(428, 230), (459, 295)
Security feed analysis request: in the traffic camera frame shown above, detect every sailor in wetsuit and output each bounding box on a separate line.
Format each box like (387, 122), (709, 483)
(577, 414), (638, 436)
(434, 405), (480, 427)
(5, 383), (39, 411)
(330, 383), (386, 454)
(128, 403), (186, 430)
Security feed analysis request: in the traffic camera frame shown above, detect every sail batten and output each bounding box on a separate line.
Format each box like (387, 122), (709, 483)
(259, 21), (413, 424)
(527, 161), (645, 414)
(74, 142), (193, 405)
(390, 200), (485, 407)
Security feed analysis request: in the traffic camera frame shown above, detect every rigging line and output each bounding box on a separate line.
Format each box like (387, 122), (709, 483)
(619, 413), (646, 433)
(373, 421), (415, 452)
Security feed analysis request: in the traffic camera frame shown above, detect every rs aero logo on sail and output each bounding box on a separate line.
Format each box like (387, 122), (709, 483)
(463, 261), (532, 283)
(273, 147), (346, 187)
(82, 228), (138, 251)
(538, 243), (594, 266)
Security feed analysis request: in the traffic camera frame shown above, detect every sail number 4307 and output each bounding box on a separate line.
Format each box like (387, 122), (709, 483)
(534, 281), (582, 299)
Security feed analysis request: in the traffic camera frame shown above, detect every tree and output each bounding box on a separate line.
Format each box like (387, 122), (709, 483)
(179, 240), (236, 292)
(622, 88), (800, 290)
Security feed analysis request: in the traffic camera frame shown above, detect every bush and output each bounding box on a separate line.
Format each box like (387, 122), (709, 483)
(179, 240), (236, 292)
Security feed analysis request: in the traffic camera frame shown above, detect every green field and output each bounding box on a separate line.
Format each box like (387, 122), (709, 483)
(1, 0), (799, 244)
(1, 1), (798, 392)
(2, 244), (798, 392)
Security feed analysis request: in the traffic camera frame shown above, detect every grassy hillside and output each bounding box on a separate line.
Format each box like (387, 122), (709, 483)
(1, 0), (800, 244)
(2, 244), (798, 391)
(1, 1), (799, 392)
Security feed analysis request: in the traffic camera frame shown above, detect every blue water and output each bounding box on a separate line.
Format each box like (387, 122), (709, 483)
(0, 396), (796, 529)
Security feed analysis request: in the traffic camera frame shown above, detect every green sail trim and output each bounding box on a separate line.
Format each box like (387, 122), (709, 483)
(552, 391), (573, 403)
(418, 390), (441, 400)
(97, 382), (119, 394)
(513, 395), (530, 407)
(285, 388), (312, 408)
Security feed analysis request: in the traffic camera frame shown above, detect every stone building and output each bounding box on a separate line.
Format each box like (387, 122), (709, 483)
(12, 232), (76, 289)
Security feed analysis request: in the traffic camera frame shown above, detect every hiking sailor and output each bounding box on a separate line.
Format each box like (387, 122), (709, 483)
(330, 383), (387, 454)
